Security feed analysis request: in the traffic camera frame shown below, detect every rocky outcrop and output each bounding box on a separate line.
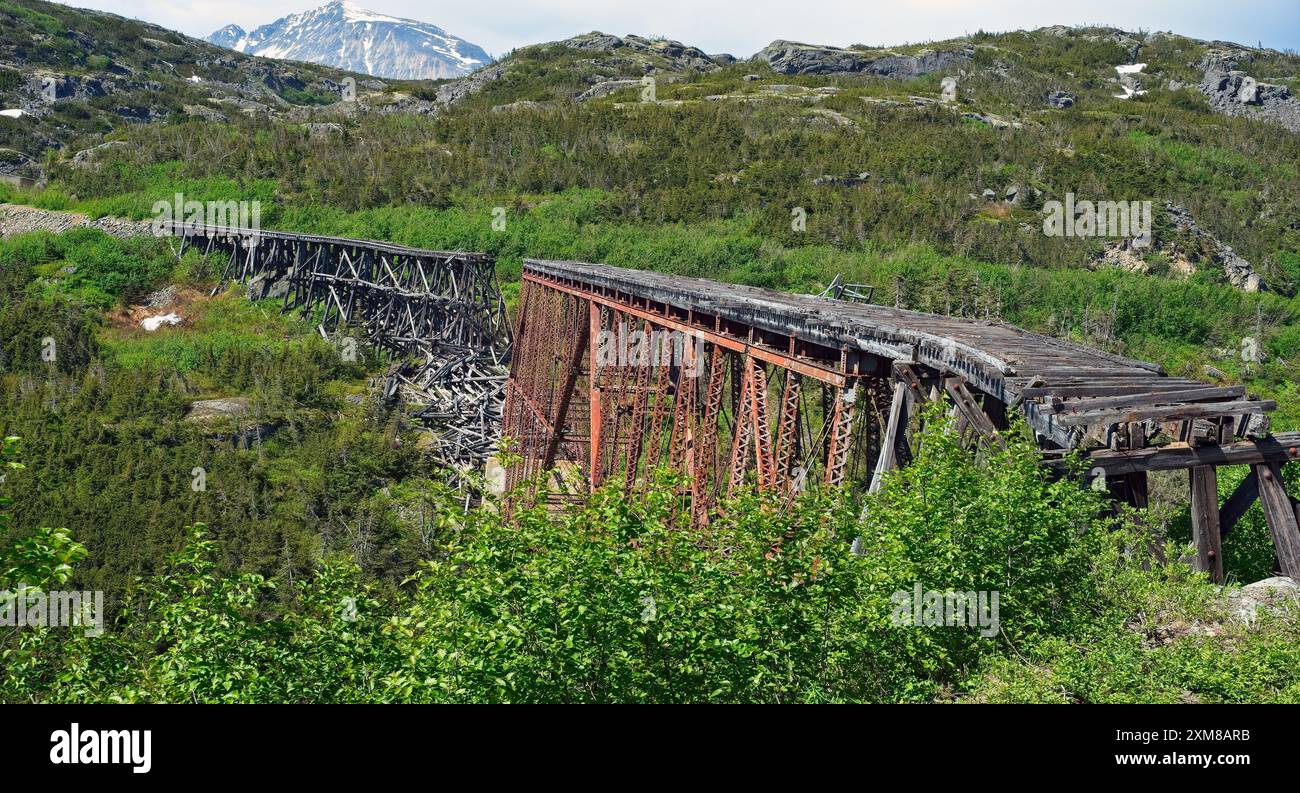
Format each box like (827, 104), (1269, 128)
(186, 397), (252, 421)
(562, 32), (729, 72)
(1164, 202), (1265, 290)
(753, 40), (974, 77)
(71, 140), (130, 170)
(812, 171), (869, 187)
(0, 204), (151, 238)
(185, 397), (281, 447)
(432, 61), (508, 105)
(576, 79), (642, 102)
(1199, 69), (1300, 133)
(432, 32), (729, 108)
(1093, 203), (1265, 291)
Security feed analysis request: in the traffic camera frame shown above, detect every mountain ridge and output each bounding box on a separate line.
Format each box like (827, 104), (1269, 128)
(207, 1), (491, 80)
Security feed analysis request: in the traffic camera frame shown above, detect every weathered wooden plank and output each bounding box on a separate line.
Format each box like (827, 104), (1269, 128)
(944, 377), (1002, 448)
(869, 380), (908, 494)
(1051, 386), (1247, 414)
(1054, 399), (1275, 427)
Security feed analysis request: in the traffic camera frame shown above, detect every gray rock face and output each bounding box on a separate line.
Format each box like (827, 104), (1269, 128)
(247, 271), (291, 300)
(433, 61), (509, 105)
(1093, 203), (1266, 291)
(1200, 69), (1300, 133)
(185, 397), (252, 422)
(576, 79), (642, 102)
(304, 122), (344, 139)
(754, 40), (974, 77)
(71, 140), (130, 170)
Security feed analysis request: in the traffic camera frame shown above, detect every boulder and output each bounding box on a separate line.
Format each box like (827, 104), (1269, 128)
(813, 171), (870, 187)
(940, 76), (958, 103)
(185, 397), (251, 422)
(1224, 577), (1300, 624)
(577, 79), (643, 101)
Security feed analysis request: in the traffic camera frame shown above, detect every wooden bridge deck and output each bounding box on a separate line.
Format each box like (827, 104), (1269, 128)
(525, 258), (1274, 449)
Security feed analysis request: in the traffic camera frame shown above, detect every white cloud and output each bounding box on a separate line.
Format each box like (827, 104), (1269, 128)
(54, 0), (1300, 59)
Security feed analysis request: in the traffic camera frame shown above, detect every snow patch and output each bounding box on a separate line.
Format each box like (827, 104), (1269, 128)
(141, 313), (182, 331)
(1114, 63), (1147, 99)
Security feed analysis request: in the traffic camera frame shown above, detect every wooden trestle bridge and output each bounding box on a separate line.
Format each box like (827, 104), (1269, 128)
(156, 222), (1300, 582)
(505, 259), (1300, 582)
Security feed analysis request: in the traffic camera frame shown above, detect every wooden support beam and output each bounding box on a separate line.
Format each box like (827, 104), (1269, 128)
(869, 380), (908, 494)
(1049, 386), (1247, 414)
(1190, 466), (1224, 583)
(1253, 462), (1300, 578)
(944, 377), (1003, 449)
(1219, 471), (1259, 539)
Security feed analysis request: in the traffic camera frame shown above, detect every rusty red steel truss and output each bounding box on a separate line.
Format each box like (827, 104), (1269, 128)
(503, 259), (1300, 583)
(504, 262), (902, 523)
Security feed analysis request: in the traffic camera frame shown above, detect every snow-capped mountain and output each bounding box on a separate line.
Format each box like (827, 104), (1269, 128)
(207, 1), (490, 80)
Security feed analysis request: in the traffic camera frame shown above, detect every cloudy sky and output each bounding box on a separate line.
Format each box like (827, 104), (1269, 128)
(54, 0), (1300, 58)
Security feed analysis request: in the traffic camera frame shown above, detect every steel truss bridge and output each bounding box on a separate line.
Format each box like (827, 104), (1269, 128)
(162, 223), (512, 471)
(506, 258), (1300, 582)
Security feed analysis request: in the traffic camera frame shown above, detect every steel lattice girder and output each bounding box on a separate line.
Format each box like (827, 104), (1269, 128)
(503, 271), (876, 511)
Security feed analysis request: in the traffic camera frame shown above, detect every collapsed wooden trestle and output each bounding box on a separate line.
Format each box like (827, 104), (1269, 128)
(163, 223), (512, 472)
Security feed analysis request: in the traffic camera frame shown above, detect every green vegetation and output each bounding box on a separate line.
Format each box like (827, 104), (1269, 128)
(3, 415), (1296, 703)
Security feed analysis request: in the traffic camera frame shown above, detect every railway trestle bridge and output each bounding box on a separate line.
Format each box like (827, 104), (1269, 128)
(506, 259), (1300, 582)
(157, 221), (1300, 582)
